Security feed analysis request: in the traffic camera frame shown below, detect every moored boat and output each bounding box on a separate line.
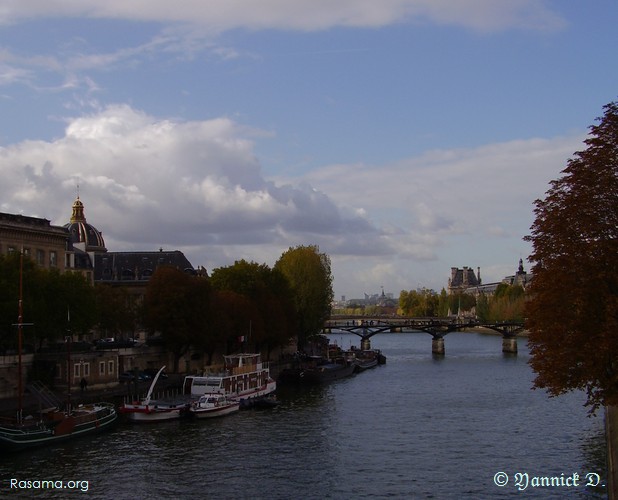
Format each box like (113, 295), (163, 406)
(182, 353), (276, 407)
(0, 403), (117, 452)
(119, 366), (189, 422)
(350, 349), (384, 372)
(0, 252), (117, 452)
(280, 353), (356, 384)
(299, 357), (356, 383)
(190, 394), (239, 418)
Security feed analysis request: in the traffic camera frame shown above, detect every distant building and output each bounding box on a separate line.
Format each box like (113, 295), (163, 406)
(63, 195), (196, 287)
(0, 197), (199, 393)
(448, 260), (532, 296)
(448, 266), (481, 295)
(0, 196), (197, 335)
(94, 250), (195, 284)
(502, 259), (532, 289)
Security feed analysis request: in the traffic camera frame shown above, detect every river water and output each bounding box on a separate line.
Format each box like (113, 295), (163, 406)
(0, 332), (607, 499)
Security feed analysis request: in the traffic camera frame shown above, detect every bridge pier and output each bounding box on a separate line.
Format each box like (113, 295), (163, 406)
(432, 337), (445, 356)
(361, 338), (371, 351)
(502, 336), (517, 354)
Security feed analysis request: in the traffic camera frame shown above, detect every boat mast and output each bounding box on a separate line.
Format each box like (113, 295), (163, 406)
(66, 308), (72, 414)
(14, 250), (34, 424)
(17, 251), (24, 424)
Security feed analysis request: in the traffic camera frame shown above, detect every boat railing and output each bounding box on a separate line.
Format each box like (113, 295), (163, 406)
(122, 388), (185, 405)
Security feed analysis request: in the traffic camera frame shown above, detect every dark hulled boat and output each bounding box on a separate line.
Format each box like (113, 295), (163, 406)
(0, 252), (118, 452)
(0, 402), (118, 452)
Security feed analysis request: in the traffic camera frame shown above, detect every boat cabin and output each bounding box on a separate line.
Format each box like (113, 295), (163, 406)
(182, 353), (271, 398)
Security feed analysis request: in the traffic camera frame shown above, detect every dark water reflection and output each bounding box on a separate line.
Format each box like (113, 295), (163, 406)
(0, 332), (607, 498)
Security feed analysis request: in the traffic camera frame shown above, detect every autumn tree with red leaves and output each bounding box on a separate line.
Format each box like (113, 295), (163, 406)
(525, 101), (618, 412)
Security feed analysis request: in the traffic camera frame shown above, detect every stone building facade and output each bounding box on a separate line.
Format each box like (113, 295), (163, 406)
(0, 212), (68, 271)
(448, 260), (532, 296)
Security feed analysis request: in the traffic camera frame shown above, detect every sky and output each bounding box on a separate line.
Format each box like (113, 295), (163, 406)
(1, 1), (617, 300)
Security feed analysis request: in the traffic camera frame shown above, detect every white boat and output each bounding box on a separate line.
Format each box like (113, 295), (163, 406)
(119, 366), (189, 422)
(190, 394), (239, 419)
(182, 353), (276, 408)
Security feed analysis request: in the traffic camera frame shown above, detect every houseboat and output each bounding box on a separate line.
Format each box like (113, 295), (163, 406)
(182, 353), (276, 407)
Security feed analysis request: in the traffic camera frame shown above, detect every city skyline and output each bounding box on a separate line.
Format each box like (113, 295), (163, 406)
(0, 2), (617, 298)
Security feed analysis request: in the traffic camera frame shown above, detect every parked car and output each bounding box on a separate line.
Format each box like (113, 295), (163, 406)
(119, 371), (150, 383)
(142, 368), (168, 379)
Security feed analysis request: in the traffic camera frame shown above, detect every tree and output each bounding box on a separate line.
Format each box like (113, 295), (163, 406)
(34, 270), (97, 343)
(144, 266), (211, 372)
(210, 260), (295, 358)
(399, 289), (432, 316)
(95, 285), (138, 340)
(193, 290), (247, 365)
(274, 245), (334, 349)
(0, 253), (96, 350)
(525, 100), (618, 412)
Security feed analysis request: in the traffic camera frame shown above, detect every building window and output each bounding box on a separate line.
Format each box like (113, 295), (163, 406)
(83, 363), (90, 377)
(73, 363), (81, 378)
(108, 360), (115, 376)
(36, 249), (45, 265)
(99, 361), (106, 376)
(50, 251), (57, 267)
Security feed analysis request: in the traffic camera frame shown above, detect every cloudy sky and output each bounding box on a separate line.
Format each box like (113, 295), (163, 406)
(1, 1), (617, 299)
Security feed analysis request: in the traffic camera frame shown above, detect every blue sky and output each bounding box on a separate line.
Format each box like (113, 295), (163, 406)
(1, 1), (617, 299)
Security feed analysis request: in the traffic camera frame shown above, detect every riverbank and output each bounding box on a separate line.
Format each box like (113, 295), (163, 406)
(0, 359), (292, 417)
(0, 375), (184, 416)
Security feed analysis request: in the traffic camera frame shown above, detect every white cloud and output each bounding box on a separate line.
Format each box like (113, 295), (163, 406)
(0, 103), (586, 296)
(0, 104), (386, 255)
(0, 1), (566, 33)
(302, 135), (581, 239)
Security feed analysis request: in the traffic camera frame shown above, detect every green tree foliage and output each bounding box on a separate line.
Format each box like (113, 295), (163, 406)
(398, 288), (458, 317)
(399, 289), (439, 316)
(0, 253), (96, 350)
(210, 259), (295, 359)
(144, 266), (211, 372)
(0, 252), (34, 350)
(35, 270), (97, 342)
(485, 284), (525, 322)
(447, 292), (476, 316)
(193, 290), (253, 364)
(274, 245), (334, 349)
(94, 285), (136, 340)
(525, 101), (618, 412)
(476, 293), (490, 322)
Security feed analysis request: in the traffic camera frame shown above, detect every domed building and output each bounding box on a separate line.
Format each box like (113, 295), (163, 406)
(65, 196), (107, 253)
(62, 195), (195, 285)
(63, 196), (107, 278)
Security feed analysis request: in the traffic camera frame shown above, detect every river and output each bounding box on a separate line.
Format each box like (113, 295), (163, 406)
(0, 332), (607, 499)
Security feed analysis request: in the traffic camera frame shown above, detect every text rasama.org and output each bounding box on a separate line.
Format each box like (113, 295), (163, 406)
(10, 479), (89, 492)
